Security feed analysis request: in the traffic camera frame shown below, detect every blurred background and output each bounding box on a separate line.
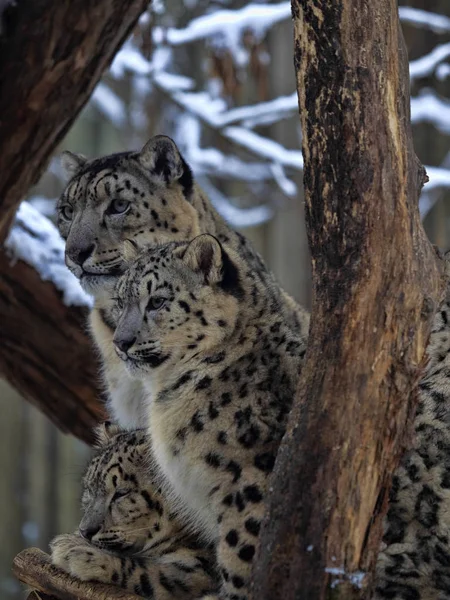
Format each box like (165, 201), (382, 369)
(1, 0), (450, 597)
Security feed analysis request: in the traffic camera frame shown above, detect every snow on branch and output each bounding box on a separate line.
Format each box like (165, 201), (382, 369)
(153, 4), (450, 49)
(151, 79), (299, 192)
(92, 82), (127, 128)
(224, 127), (303, 169)
(213, 93), (298, 129)
(423, 166), (450, 191)
(398, 7), (450, 34)
(410, 42), (450, 82)
(420, 152), (450, 217)
(64, 4), (450, 234)
(5, 202), (91, 307)
(101, 9), (450, 201)
(411, 89), (450, 134)
(437, 63), (450, 81)
(96, 41), (450, 212)
(153, 3), (291, 48)
(176, 115), (287, 187)
(198, 176), (273, 228)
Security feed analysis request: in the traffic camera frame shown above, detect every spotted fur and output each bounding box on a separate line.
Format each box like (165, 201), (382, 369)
(112, 234), (306, 600)
(51, 424), (218, 599)
(56, 136), (310, 429)
(374, 255), (450, 600)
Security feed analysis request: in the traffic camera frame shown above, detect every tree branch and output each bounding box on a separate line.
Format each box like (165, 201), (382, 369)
(252, 2), (445, 599)
(13, 548), (141, 600)
(0, 251), (105, 445)
(0, 0), (150, 441)
(0, 0), (148, 242)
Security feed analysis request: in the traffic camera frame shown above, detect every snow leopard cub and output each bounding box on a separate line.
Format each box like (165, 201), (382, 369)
(111, 234), (306, 600)
(51, 423), (218, 599)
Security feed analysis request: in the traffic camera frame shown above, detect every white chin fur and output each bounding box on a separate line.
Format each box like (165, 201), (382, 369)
(80, 275), (118, 297)
(124, 360), (149, 379)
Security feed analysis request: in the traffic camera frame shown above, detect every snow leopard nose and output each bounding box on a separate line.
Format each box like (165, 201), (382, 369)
(80, 524), (101, 541)
(67, 243), (95, 267)
(114, 336), (137, 354)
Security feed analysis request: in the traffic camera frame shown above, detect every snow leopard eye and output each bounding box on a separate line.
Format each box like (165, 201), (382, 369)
(112, 489), (130, 502)
(60, 205), (74, 221)
(147, 297), (165, 311)
(107, 198), (130, 215)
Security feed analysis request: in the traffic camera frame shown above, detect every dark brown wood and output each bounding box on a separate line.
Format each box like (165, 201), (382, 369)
(252, 2), (445, 599)
(13, 548), (141, 600)
(0, 0), (148, 440)
(0, 251), (105, 444)
(0, 0), (148, 242)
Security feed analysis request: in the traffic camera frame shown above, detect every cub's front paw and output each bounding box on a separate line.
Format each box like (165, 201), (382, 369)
(50, 533), (110, 583)
(50, 533), (82, 571)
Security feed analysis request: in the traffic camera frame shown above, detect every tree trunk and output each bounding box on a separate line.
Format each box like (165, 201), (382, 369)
(0, 0), (149, 441)
(0, 253), (105, 445)
(0, 0), (147, 242)
(13, 548), (141, 600)
(252, 2), (445, 599)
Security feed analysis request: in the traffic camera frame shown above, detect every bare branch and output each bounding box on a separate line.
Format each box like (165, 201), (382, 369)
(13, 548), (141, 600)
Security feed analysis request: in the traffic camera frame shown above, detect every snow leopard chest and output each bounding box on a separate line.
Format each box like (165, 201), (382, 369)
(150, 399), (219, 542)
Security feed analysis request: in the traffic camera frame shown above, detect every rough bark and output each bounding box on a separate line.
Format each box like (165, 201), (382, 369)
(0, 0), (148, 440)
(0, 252), (105, 445)
(252, 2), (445, 600)
(0, 0), (148, 242)
(13, 548), (141, 600)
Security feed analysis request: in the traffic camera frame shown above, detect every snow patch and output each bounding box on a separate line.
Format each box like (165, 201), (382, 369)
(5, 203), (91, 308)
(198, 177), (273, 228)
(437, 63), (450, 81)
(225, 127), (303, 169)
(399, 7), (450, 34)
(411, 89), (450, 134)
(425, 166), (450, 190)
(91, 83), (127, 128)
(325, 567), (366, 590)
(157, 2), (291, 48)
(410, 43), (450, 81)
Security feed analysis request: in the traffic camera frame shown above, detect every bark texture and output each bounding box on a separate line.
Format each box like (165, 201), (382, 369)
(0, 0), (148, 440)
(13, 548), (141, 600)
(252, 2), (445, 599)
(0, 253), (105, 445)
(0, 0), (148, 242)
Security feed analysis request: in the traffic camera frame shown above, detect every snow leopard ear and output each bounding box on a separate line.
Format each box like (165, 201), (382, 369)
(181, 234), (224, 285)
(121, 239), (140, 266)
(138, 135), (194, 197)
(60, 151), (87, 180)
(94, 421), (123, 447)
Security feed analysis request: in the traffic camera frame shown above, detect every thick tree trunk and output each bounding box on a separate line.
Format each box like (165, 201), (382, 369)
(252, 2), (445, 600)
(0, 253), (105, 445)
(13, 548), (141, 600)
(0, 0), (148, 441)
(0, 0), (148, 241)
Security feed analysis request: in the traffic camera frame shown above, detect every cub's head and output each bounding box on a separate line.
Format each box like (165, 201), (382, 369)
(79, 423), (176, 554)
(57, 136), (201, 297)
(113, 234), (245, 377)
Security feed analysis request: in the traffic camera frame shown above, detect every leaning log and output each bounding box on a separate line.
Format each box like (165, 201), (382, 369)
(13, 548), (141, 600)
(0, 252), (105, 444)
(0, 0), (149, 440)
